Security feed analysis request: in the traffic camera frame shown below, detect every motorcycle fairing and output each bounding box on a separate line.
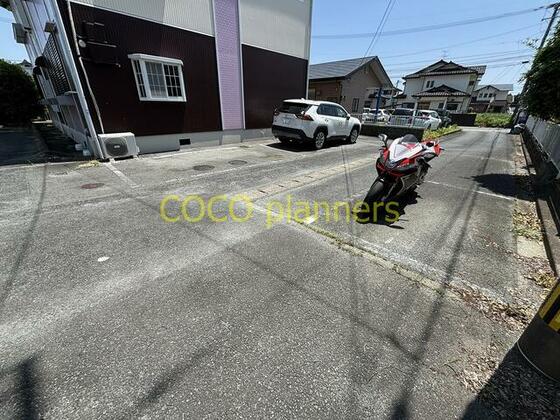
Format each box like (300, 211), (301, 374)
(387, 137), (424, 163)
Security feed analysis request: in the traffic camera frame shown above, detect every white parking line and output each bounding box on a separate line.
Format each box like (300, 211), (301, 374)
(104, 162), (138, 188)
(303, 215), (317, 225)
(151, 146), (242, 159)
(426, 180), (514, 201)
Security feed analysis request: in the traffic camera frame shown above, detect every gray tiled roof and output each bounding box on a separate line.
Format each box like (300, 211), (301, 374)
(309, 56), (377, 80)
(412, 84), (470, 98)
(405, 60), (486, 78)
(475, 84), (514, 92)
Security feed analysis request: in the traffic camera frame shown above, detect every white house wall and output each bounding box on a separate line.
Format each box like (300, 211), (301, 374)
(239, 0), (312, 59)
(71, 0), (215, 36)
(476, 86), (509, 101)
(10, 0), (56, 57)
(406, 74), (476, 96)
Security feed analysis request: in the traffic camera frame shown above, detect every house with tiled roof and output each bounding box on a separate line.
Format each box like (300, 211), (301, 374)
(308, 56), (393, 113)
(395, 60), (486, 112)
(470, 84), (514, 113)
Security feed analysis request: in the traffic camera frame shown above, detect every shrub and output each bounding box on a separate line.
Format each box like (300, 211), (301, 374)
(423, 124), (461, 141)
(0, 59), (43, 126)
(475, 113), (511, 128)
(524, 23), (560, 122)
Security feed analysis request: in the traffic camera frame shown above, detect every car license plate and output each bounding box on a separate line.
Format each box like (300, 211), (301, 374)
(282, 118), (290, 125)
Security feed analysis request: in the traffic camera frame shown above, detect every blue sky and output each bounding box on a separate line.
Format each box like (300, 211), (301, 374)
(311, 0), (554, 92)
(1, 0), (554, 92)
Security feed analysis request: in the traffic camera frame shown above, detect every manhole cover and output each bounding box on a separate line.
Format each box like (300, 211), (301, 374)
(81, 183), (104, 189)
(193, 165), (215, 171)
(228, 160), (247, 166)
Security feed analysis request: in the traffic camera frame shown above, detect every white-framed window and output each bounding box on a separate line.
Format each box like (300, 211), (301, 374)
(425, 80), (435, 89)
(128, 54), (186, 102)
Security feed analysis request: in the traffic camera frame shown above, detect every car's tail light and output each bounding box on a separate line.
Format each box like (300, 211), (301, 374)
(297, 113), (313, 121)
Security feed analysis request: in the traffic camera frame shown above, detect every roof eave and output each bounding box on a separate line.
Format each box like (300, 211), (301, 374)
(309, 77), (345, 82)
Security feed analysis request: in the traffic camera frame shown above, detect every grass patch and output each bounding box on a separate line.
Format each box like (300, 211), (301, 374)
(77, 160), (100, 169)
(512, 209), (543, 240)
(423, 124), (461, 141)
(530, 270), (557, 289)
(475, 113), (511, 128)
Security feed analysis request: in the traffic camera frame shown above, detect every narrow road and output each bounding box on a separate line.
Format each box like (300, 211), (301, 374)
(0, 129), (537, 418)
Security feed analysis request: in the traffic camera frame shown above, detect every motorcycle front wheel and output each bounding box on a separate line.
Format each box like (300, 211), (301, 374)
(363, 180), (388, 206)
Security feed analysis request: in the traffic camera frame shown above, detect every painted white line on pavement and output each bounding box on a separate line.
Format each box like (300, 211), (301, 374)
(104, 162), (138, 188)
(151, 146), (242, 159)
(426, 180), (514, 201)
(303, 215), (317, 225)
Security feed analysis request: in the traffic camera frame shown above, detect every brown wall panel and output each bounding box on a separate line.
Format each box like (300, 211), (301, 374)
(242, 45), (308, 129)
(60, 1), (222, 136)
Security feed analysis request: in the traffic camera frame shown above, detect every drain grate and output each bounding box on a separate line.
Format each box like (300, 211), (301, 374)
(228, 160), (247, 166)
(81, 183), (104, 189)
(193, 165), (215, 171)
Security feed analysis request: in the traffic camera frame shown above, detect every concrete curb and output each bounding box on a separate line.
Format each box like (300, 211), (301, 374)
(520, 135), (560, 277)
(434, 129), (463, 143)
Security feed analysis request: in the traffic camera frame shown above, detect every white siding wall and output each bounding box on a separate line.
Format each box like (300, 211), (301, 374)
(239, 0), (312, 59)
(476, 86), (509, 101)
(71, 0), (215, 36)
(404, 74), (473, 96)
(10, 0), (55, 58)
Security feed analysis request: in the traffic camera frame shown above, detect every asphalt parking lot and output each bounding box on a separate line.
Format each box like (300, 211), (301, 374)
(1, 129), (558, 418)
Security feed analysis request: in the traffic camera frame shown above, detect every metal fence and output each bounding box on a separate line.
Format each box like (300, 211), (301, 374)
(527, 116), (560, 175)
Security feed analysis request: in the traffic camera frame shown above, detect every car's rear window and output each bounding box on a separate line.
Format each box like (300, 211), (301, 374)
(279, 102), (311, 114)
(393, 109), (413, 116)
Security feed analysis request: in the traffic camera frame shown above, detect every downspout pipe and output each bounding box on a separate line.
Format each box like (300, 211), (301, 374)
(49, 0), (105, 159)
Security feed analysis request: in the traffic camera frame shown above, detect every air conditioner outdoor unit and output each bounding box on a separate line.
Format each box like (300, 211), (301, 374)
(98, 132), (139, 159)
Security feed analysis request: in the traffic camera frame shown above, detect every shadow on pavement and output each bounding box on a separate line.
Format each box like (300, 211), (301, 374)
(471, 173), (535, 201)
(0, 124), (86, 166)
(265, 138), (353, 153)
(355, 191), (420, 228)
(0, 165), (47, 311)
(1, 356), (42, 419)
(462, 346), (560, 419)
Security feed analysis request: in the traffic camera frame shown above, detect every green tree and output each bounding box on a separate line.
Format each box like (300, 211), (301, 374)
(0, 59), (43, 126)
(523, 23), (560, 122)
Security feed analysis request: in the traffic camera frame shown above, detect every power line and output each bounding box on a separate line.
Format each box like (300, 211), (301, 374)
(383, 49), (534, 68)
(378, 24), (540, 59)
(386, 60), (531, 78)
(385, 54), (533, 73)
(312, 5), (551, 39)
(359, 0), (395, 66)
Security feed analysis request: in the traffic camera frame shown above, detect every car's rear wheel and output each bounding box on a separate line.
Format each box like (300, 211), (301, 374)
(313, 131), (326, 150)
(348, 128), (359, 144)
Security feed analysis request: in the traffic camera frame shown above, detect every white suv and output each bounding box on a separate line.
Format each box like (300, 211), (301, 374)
(272, 99), (361, 150)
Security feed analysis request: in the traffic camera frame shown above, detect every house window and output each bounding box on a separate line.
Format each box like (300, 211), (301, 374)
(352, 98), (360, 112)
(364, 100), (372, 108)
(425, 80), (435, 89)
(468, 80), (475, 86)
(128, 53), (186, 102)
(438, 102), (444, 109)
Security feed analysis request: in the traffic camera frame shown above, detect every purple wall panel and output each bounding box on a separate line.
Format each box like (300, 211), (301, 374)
(214, 0), (244, 130)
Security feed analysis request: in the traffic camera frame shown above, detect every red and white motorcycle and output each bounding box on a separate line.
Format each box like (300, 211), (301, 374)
(363, 134), (443, 205)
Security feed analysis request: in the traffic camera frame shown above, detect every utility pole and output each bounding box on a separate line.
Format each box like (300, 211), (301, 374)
(514, 2), (559, 120)
(539, 2), (560, 50)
